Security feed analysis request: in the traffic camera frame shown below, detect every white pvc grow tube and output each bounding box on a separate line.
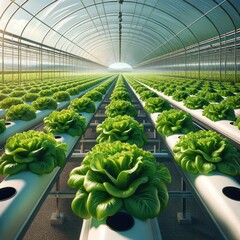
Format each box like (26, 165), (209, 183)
(80, 216), (162, 240)
(128, 82), (240, 240)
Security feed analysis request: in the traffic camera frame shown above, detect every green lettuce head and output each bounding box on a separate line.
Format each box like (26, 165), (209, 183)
(96, 115), (147, 147)
(5, 104), (36, 121)
(105, 100), (137, 117)
(0, 119), (6, 133)
(156, 109), (195, 136)
(202, 103), (236, 121)
(68, 141), (171, 221)
(173, 130), (240, 176)
(144, 97), (171, 113)
(183, 96), (209, 109)
(234, 117), (240, 130)
(44, 109), (86, 136)
(0, 130), (67, 175)
(68, 97), (96, 113)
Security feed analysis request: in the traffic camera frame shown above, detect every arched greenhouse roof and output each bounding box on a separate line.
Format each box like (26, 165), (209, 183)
(0, 0), (239, 67)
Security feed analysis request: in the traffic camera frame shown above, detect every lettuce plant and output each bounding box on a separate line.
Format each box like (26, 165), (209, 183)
(68, 97), (96, 113)
(28, 87), (41, 93)
(110, 90), (131, 101)
(39, 89), (53, 97)
(222, 95), (240, 109)
(0, 93), (8, 101)
(53, 91), (70, 102)
(1, 88), (11, 94)
(44, 109), (86, 136)
(94, 86), (108, 94)
(234, 117), (240, 130)
(202, 103), (236, 121)
(196, 90), (209, 98)
(0, 97), (24, 109)
(135, 86), (147, 94)
(172, 91), (189, 101)
(5, 104), (36, 121)
(139, 90), (158, 101)
(144, 97), (171, 113)
(32, 97), (58, 110)
(68, 141), (171, 221)
(173, 130), (240, 176)
(185, 88), (198, 95)
(217, 90), (235, 97)
(113, 87), (127, 93)
(156, 85), (165, 92)
(164, 87), (175, 96)
(0, 119), (6, 133)
(183, 96), (209, 109)
(96, 115), (147, 147)
(205, 92), (223, 103)
(156, 109), (195, 136)
(22, 93), (39, 102)
(67, 87), (80, 96)
(9, 90), (26, 97)
(84, 90), (102, 101)
(105, 100), (137, 117)
(0, 130), (67, 175)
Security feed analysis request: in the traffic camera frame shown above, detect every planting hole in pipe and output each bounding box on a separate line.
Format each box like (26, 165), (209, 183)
(5, 122), (12, 126)
(222, 186), (240, 201)
(230, 122), (234, 125)
(106, 212), (134, 231)
(54, 135), (62, 140)
(0, 187), (17, 201)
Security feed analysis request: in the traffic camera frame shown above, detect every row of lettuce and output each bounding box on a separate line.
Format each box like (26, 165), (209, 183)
(67, 74), (172, 222)
(0, 75), (110, 134)
(0, 74), (109, 100)
(126, 74), (240, 127)
(124, 75), (240, 177)
(0, 76), (114, 175)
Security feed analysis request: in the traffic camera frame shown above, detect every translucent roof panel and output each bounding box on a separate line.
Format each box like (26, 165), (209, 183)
(0, 0), (239, 67)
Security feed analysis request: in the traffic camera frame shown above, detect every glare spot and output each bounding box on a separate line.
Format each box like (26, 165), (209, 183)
(108, 62), (132, 72)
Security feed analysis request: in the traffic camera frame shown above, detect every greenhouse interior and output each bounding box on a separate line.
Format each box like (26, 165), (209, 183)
(0, 1), (239, 240)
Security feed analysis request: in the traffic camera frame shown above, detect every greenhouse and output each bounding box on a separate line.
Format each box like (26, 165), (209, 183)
(0, 1), (239, 240)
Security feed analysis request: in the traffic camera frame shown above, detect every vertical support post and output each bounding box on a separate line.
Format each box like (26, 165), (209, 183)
(198, 44), (200, 80)
(1, 32), (5, 84)
(224, 35), (227, 81)
(40, 46), (43, 80)
(234, 30), (236, 83)
(219, 36), (222, 82)
(50, 177), (64, 225)
(18, 38), (22, 85)
(177, 177), (192, 224)
(118, 0), (123, 62)
(12, 37), (14, 82)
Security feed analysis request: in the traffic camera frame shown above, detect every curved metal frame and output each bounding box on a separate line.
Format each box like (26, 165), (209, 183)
(0, 0), (239, 67)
